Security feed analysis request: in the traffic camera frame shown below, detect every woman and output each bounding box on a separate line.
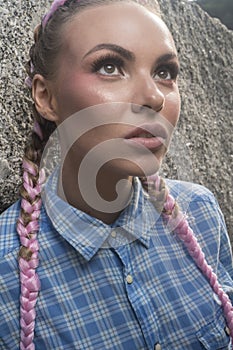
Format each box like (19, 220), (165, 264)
(1, 0), (233, 349)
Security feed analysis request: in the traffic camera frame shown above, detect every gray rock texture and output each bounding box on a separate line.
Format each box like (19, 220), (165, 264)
(0, 1), (232, 241)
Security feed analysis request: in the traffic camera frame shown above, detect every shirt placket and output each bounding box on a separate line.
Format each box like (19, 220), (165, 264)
(112, 241), (162, 349)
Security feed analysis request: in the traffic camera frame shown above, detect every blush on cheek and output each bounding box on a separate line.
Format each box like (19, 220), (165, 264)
(165, 90), (180, 126)
(55, 73), (104, 119)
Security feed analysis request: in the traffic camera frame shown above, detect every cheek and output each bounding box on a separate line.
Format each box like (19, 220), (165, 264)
(55, 73), (112, 120)
(165, 89), (180, 126)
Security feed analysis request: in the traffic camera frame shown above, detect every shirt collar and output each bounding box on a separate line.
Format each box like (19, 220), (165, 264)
(42, 169), (159, 261)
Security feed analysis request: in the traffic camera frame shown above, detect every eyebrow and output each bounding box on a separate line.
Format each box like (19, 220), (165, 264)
(83, 43), (179, 66)
(155, 53), (179, 65)
(83, 43), (136, 61)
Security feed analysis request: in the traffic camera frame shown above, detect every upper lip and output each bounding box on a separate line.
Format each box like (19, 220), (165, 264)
(124, 123), (168, 139)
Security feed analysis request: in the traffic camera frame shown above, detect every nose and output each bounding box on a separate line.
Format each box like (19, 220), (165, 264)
(131, 75), (165, 114)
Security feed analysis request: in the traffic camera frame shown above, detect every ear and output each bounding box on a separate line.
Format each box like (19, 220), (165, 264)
(32, 74), (59, 122)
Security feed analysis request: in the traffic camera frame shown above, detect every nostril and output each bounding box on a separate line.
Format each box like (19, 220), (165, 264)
(131, 103), (153, 114)
(143, 104), (152, 110)
(156, 102), (164, 113)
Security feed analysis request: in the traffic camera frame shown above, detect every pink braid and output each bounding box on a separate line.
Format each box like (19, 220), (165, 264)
(17, 165), (45, 350)
(147, 174), (233, 346)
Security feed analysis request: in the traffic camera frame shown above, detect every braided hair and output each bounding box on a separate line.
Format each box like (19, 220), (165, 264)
(141, 175), (233, 343)
(17, 1), (233, 349)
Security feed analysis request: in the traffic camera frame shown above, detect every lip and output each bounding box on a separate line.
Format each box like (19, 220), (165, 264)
(124, 123), (168, 151)
(124, 123), (168, 139)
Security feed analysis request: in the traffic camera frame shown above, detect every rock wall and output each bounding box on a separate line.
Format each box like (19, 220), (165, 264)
(158, 0), (233, 242)
(0, 0), (232, 241)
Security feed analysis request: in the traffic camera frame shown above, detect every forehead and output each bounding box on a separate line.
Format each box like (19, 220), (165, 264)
(61, 2), (176, 57)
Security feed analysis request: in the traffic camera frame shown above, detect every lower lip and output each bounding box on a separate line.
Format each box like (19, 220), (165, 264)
(124, 137), (166, 151)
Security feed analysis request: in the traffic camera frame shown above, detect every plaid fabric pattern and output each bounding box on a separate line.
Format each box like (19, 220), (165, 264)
(1, 174), (233, 350)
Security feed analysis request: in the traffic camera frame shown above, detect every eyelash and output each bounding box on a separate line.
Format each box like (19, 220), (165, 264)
(91, 54), (125, 75)
(155, 63), (180, 81)
(90, 54), (179, 80)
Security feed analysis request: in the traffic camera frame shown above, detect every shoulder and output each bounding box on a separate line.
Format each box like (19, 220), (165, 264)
(164, 179), (225, 231)
(165, 179), (217, 206)
(164, 179), (229, 251)
(0, 201), (21, 257)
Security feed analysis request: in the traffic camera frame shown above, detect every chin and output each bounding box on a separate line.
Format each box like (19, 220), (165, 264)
(106, 157), (162, 178)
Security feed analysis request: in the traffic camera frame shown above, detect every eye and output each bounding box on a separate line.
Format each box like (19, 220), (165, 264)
(99, 63), (121, 76)
(91, 54), (125, 77)
(156, 69), (171, 80)
(153, 63), (179, 82)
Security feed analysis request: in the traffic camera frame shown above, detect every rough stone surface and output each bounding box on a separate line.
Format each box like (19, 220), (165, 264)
(0, 1), (232, 241)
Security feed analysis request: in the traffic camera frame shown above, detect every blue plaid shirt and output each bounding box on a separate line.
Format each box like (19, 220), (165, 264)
(1, 174), (233, 350)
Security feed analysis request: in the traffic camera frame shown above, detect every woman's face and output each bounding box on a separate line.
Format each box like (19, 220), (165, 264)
(47, 2), (180, 177)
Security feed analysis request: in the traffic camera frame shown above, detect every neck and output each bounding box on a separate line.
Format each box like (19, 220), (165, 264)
(57, 161), (133, 225)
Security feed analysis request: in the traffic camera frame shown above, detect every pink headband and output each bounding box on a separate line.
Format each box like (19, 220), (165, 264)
(42, 0), (68, 28)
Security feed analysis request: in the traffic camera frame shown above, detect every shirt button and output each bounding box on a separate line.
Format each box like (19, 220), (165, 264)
(225, 326), (231, 336)
(111, 230), (117, 238)
(154, 344), (162, 350)
(126, 274), (133, 284)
